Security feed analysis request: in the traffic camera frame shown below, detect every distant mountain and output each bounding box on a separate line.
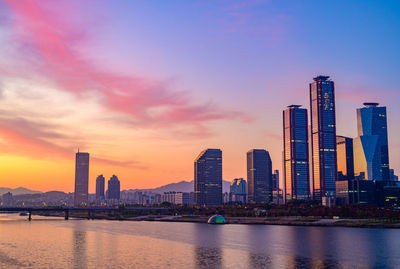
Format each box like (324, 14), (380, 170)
(0, 187), (42, 196)
(126, 180), (231, 194)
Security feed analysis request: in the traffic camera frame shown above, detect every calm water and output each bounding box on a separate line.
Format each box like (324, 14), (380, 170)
(1, 214), (399, 268)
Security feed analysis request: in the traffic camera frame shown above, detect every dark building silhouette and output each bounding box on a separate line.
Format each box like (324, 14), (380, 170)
(247, 149), (272, 203)
(309, 75), (337, 199)
(74, 151), (89, 207)
(336, 136), (354, 180)
(354, 103), (390, 181)
(272, 170), (279, 191)
(1, 192), (13, 207)
(376, 181), (400, 207)
(336, 179), (376, 205)
(194, 149), (222, 206)
(107, 175), (120, 200)
(283, 105), (310, 202)
(96, 174), (105, 201)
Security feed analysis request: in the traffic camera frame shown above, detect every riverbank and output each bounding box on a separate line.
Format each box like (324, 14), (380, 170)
(33, 212), (400, 228)
(157, 216), (400, 228)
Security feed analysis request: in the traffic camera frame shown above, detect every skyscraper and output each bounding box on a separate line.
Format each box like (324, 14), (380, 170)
(229, 178), (247, 203)
(74, 151), (89, 207)
(107, 175), (120, 200)
(272, 170), (280, 191)
(353, 103), (390, 181)
(194, 149), (222, 206)
(336, 136), (354, 180)
(309, 75), (337, 199)
(96, 174), (105, 201)
(283, 105), (310, 202)
(247, 149), (273, 203)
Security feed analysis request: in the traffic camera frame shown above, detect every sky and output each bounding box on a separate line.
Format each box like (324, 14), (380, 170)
(0, 0), (399, 192)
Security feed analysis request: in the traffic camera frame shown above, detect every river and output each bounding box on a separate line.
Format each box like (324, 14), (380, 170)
(0, 214), (399, 268)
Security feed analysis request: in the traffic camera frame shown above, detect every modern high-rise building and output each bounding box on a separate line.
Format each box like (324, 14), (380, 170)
(194, 149), (222, 206)
(272, 170), (280, 191)
(107, 175), (120, 200)
(283, 105), (310, 202)
(247, 149), (273, 203)
(229, 178), (247, 203)
(74, 151), (89, 207)
(96, 174), (105, 201)
(309, 75), (337, 199)
(336, 136), (354, 180)
(353, 103), (390, 181)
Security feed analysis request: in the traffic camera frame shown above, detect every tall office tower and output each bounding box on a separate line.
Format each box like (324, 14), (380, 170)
(107, 175), (121, 200)
(283, 105), (310, 202)
(247, 149), (273, 203)
(96, 174), (105, 201)
(309, 75), (337, 199)
(336, 136), (354, 180)
(353, 103), (390, 181)
(272, 170), (280, 191)
(74, 151), (89, 207)
(229, 178), (247, 203)
(194, 149), (222, 206)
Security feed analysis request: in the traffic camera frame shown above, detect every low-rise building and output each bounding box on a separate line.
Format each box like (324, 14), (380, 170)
(336, 179), (377, 205)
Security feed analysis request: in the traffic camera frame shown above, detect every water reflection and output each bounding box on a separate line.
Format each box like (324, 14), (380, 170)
(193, 224), (223, 269)
(194, 247), (222, 269)
(72, 224), (87, 269)
(248, 253), (272, 268)
(1, 215), (400, 268)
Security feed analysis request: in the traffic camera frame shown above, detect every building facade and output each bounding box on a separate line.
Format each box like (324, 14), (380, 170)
(107, 175), (120, 200)
(95, 174), (105, 202)
(272, 170), (280, 191)
(175, 192), (194, 205)
(336, 136), (354, 180)
(309, 75), (337, 199)
(353, 103), (390, 181)
(194, 149), (223, 206)
(229, 178), (247, 203)
(247, 149), (273, 203)
(74, 151), (89, 207)
(336, 179), (376, 205)
(283, 105), (310, 202)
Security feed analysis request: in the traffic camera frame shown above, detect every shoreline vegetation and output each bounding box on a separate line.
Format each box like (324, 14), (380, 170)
(29, 212), (400, 228)
(6, 202), (400, 228)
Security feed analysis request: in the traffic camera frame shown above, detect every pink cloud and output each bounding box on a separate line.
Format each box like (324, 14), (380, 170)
(0, 115), (142, 168)
(3, 0), (252, 131)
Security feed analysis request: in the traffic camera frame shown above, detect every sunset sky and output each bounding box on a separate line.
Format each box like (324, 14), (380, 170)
(0, 0), (399, 193)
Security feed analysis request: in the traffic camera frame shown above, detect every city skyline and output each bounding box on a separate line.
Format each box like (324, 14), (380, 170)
(0, 0), (399, 193)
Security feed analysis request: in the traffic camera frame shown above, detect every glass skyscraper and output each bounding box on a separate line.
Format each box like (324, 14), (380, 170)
(229, 178), (247, 203)
(194, 149), (222, 206)
(74, 151), (89, 207)
(353, 103), (390, 181)
(283, 105), (310, 202)
(336, 136), (354, 180)
(247, 149), (273, 203)
(309, 75), (337, 199)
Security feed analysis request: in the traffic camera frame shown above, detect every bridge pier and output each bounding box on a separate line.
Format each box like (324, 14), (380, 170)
(28, 211), (32, 221)
(64, 210), (69, 220)
(87, 210), (91, 220)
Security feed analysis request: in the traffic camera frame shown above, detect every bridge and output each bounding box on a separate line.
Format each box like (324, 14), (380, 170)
(0, 207), (169, 221)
